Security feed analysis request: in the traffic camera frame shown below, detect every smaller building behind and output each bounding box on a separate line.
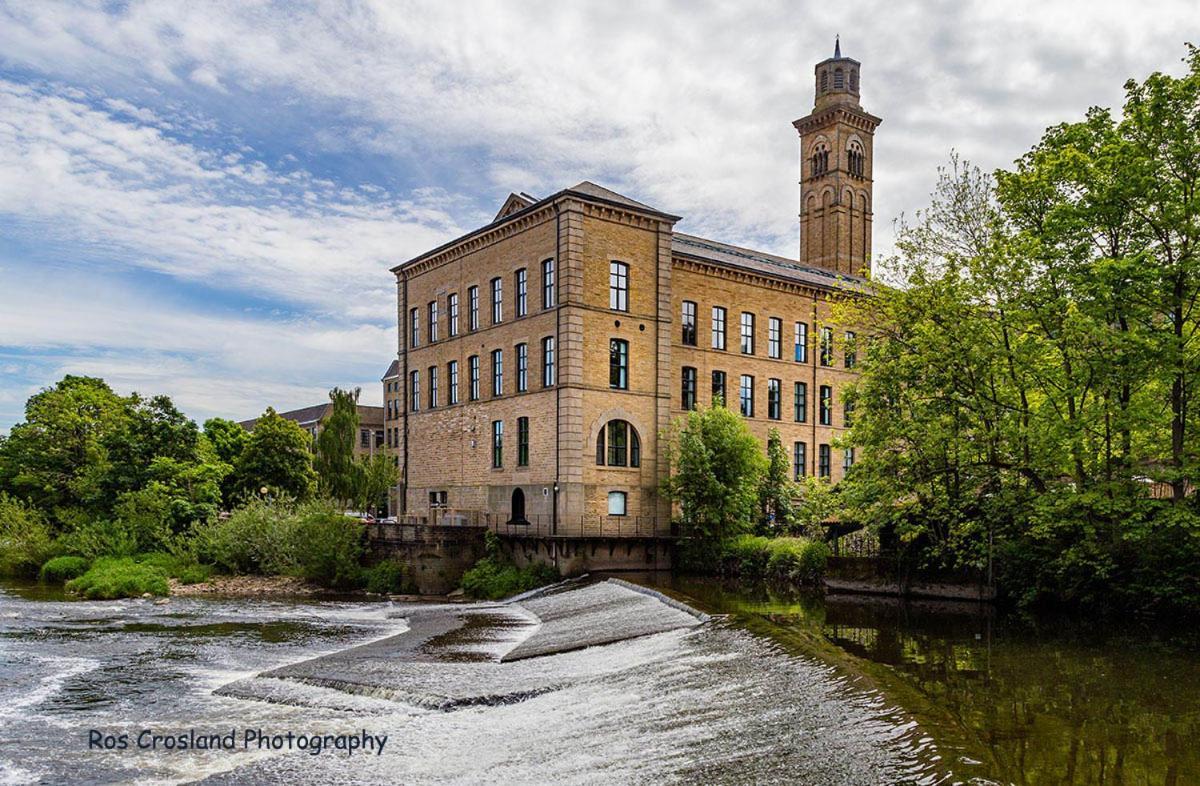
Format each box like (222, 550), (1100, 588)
(239, 402), (387, 458)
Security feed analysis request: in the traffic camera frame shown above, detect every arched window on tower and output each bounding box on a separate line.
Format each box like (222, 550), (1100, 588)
(820, 69), (828, 93)
(595, 420), (641, 468)
(811, 142), (830, 178)
(833, 68), (844, 89)
(847, 140), (865, 178)
(849, 68), (859, 93)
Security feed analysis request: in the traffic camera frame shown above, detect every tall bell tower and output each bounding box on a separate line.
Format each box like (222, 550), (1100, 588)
(793, 38), (881, 278)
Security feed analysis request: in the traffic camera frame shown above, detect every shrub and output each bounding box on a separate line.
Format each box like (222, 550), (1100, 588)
(56, 517), (139, 560)
(39, 555), (90, 583)
(720, 534), (830, 585)
(293, 507), (364, 589)
(721, 534), (772, 576)
(0, 493), (56, 577)
(65, 557), (170, 599)
(765, 537), (831, 583)
(196, 497), (304, 575)
(461, 558), (558, 600)
(363, 560), (410, 594)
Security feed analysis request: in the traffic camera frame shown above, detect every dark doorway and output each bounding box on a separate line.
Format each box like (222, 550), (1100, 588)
(510, 488), (527, 524)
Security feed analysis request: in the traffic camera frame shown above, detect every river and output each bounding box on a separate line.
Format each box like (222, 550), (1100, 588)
(1, 577), (1196, 785)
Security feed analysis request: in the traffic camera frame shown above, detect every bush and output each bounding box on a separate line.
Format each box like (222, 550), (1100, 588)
(461, 559), (559, 600)
(39, 555), (90, 583)
(56, 517), (139, 560)
(293, 507), (364, 589)
(196, 497), (304, 575)
(363, 560), (411, 594)
(764, 538), (831, 583)
(65, 557), (170, 599)
(720, 534), (830, 585)
(195, 499), (363, 589)
(0, 493), (56, 577)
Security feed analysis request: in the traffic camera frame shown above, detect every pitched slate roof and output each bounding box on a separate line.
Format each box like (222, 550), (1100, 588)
(381, 359), (400, 380)
(240, 403), (386, 430)
(671, 232), (869, 292)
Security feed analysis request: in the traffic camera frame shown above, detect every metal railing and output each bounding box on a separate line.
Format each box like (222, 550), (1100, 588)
(366, 509), (672, 540)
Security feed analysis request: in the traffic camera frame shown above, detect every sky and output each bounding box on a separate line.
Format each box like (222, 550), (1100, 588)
(0, 0), (1194, 432)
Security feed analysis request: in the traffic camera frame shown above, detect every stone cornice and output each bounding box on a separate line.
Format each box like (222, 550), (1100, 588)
(395, 189), (679, 279)
(792, 105), (882, 136)
(672, 255), (869, 301)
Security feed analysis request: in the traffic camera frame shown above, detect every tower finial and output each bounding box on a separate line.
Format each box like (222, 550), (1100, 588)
(834, 34), (840, 58)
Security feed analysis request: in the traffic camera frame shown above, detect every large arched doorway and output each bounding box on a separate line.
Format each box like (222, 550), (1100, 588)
(510, 488), (526, 524)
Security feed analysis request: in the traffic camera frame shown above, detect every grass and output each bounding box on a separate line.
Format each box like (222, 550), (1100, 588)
(38, 555), (91, 583)
(65, 557), (171, 599)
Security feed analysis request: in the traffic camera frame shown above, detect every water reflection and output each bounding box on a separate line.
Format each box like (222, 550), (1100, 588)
(659, 577), (1200, 786)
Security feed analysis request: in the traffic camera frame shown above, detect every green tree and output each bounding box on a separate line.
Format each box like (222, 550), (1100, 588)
(0, 376), (127, 518)
(231, 408), (316, 501)
(355, 453), (398, 515)
(203, 417), (249, 465)
(663, 402), (766, 566)
(314, 387), (360, 505)
(758, 428), (795, 532)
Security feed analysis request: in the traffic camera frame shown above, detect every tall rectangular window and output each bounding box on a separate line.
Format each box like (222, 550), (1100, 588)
(468, 286), (479, 331)
(517, 417), (529, 467)
(491, 420), (503, 468)
(409, 370), (420, 412)
(819, 385), (832, 425)
(609, 339), (628, 390)
(681, 366), (697, 410)
(767, 378), (781, 420)
(448, 293), (459, 337)
(468, 355), (480, 401)
(542, 336), (556, 387)
(794, 381), (808, 422)
(428, 301), (439, 343)
(712, 306), (727, 350)
(740, 312), (755, 354)
(711, 370), (726, 406)
(793, 441), (807, 480)
(491, 348), (504, 397)
(609, 261), (629, 311)
(681, 301), (697, 346)
(515, 268), (527, 317)
(794, 322), (808, 363)
(818, 444), (831, 478)
(410, 308), (419, 348)
(516, 342), (528, 392)
(739, 375), (754, 417)
(768, 317), (782, 359)
(845, 331), (857, 368)
(448, 360), (459, 405)
(490, 277), (503, 324)
(428, 365), (438, 408)
(820, 327), (834, 366)
(542, 258), (555, 309)
(844, 399), (855, 427)
(843, 447), (855, 473)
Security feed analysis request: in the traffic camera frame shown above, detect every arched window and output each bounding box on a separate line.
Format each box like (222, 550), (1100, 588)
(595, 420), (641, 467)
(849, 68), (859, 93)
(847, 140), (865, 178)
(819, 70), (828, 92)
(811, 143), (829, 178)
(833, 68), (844, 89)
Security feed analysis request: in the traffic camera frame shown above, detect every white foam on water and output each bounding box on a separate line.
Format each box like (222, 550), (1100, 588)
(0, 654), (100, 723)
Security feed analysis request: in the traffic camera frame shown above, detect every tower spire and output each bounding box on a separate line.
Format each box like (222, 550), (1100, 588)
(834, 35), (840, 59)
